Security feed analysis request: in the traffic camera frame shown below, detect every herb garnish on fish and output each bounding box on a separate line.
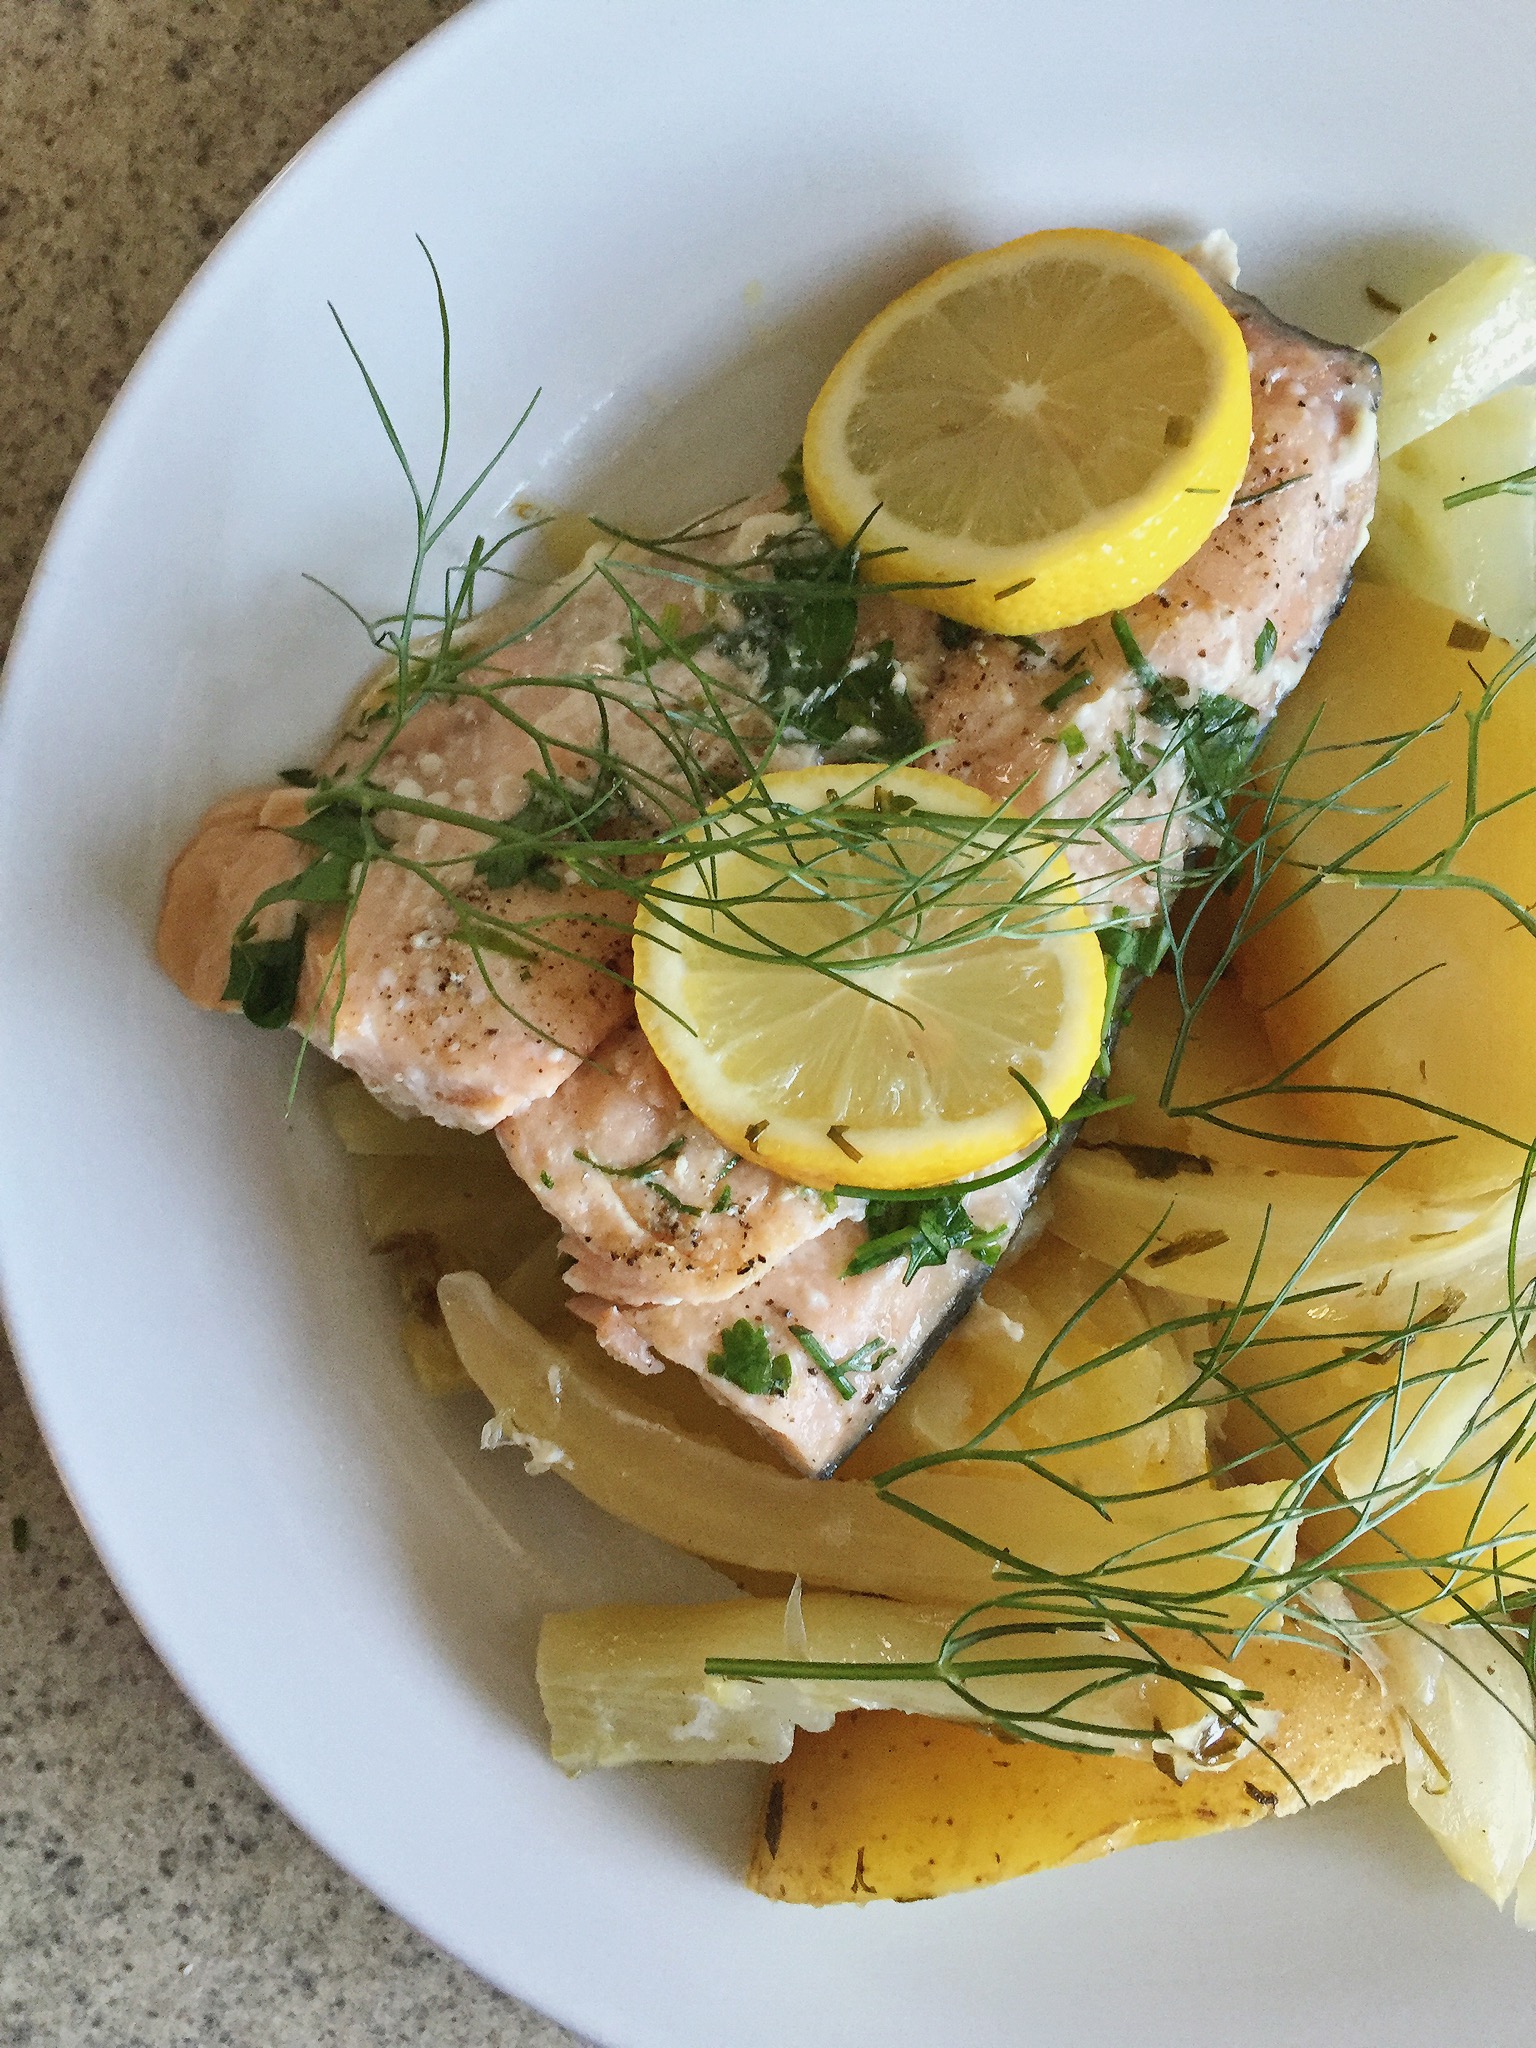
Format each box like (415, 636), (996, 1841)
(790, 1326), (895, 1400)
(845, 1192), (1009, 1284)
(572, 1136), (735, 1218)
(708, 1318), (793, 1397)
(474, 770), (626, 891)
(710, 523), (924, 759)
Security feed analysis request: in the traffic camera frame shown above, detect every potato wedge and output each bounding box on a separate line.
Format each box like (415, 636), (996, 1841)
(1208, 1269), (1536, 1623)
(1369, 251), (1536, 457)
(1049, 942), (1527, 1303)
(1236, 581), (1536, 1196)
(1049, 1136), (1514, 1304)
(1327, 1382), (1536, 1623)
(749, 1633), (1399, 1903)
(1082, 972), (1362, 1177)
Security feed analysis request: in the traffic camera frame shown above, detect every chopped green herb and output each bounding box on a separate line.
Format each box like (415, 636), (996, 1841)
(791, 640), (924, 759)
(1145, 1228), (1230, 1269)
(710, 1181), (734, 1214)
(1254, 618), (1277, 671)
(1110, 611), (1157, 690)
(278, 767), (319, 788)
(284, 798), (378, 864)
(1041, 671), (1091, 713)
(1140, 675), (1187, 726)
(1009, 634), (1048, 658)
(1097, 916), (1172, 1068)
(575, 1138), (686, 1180)
(778, 445), (809, 515)
(474, 770), (622, 891)
(1060, 724), (1087, 759)
(574, 1136), (707, 1214)
(846, 1193), (1007, 1285)
(11, 1514), (29, 1555)
(222, 918), (309, 1031)
(538, 1170), (554, 1189)
(1232, 473), (1309, 508)
(222, 794), (398, 1027)
(1080, 1139), (1214, 1181)
(790, 1326), (895, 1400)
(1181, 692), (1259, 821)
(1137, 683), (1260, 857)
(710, 525), (924, 760)
(937, 616), (977, 650)
(707, 1319), (792, 1397)
(713, 523), (858, 716)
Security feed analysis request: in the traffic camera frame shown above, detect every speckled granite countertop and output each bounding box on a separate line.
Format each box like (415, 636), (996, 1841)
(0, 6), (581, 2040)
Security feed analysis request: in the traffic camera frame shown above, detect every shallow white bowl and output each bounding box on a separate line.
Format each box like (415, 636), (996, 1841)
(4, 1), (1536, 2040)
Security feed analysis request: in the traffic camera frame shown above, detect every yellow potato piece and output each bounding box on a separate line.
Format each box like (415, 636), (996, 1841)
(750, 1637), (1400, 1904)
(1050, 966), (1525, 1303)
(1199, 1262), (1536, 1624)
(1236, 580), (1536, 1196)
(1328, 1390), (1536, 1624)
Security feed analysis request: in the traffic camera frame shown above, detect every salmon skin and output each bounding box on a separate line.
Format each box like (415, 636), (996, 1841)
(157, 273), (1380, 1477)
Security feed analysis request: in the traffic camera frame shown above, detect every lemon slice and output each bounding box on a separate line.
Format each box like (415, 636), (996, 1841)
(802, 228), (1253, 636)
(632, 765), (1107, 1190)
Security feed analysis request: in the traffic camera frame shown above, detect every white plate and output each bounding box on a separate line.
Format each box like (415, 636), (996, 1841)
(4, 1), (1536, 2039)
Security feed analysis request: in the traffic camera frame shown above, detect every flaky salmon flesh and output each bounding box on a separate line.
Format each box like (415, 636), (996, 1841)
(158, 271), (1379, 1475)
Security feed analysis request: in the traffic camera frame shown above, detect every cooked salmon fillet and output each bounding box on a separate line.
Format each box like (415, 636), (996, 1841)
(157, 267), (1379, 1475)
(499, 1024), (851, 1306)
(851, 286), (1381, 917)
(157, 521), (781, 1126)
(568, 1161), (1050, 1473)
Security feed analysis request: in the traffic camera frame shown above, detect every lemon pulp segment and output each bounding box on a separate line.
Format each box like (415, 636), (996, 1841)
(632, 766), (1107, 1190)
(802, 228), (1252, 636)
